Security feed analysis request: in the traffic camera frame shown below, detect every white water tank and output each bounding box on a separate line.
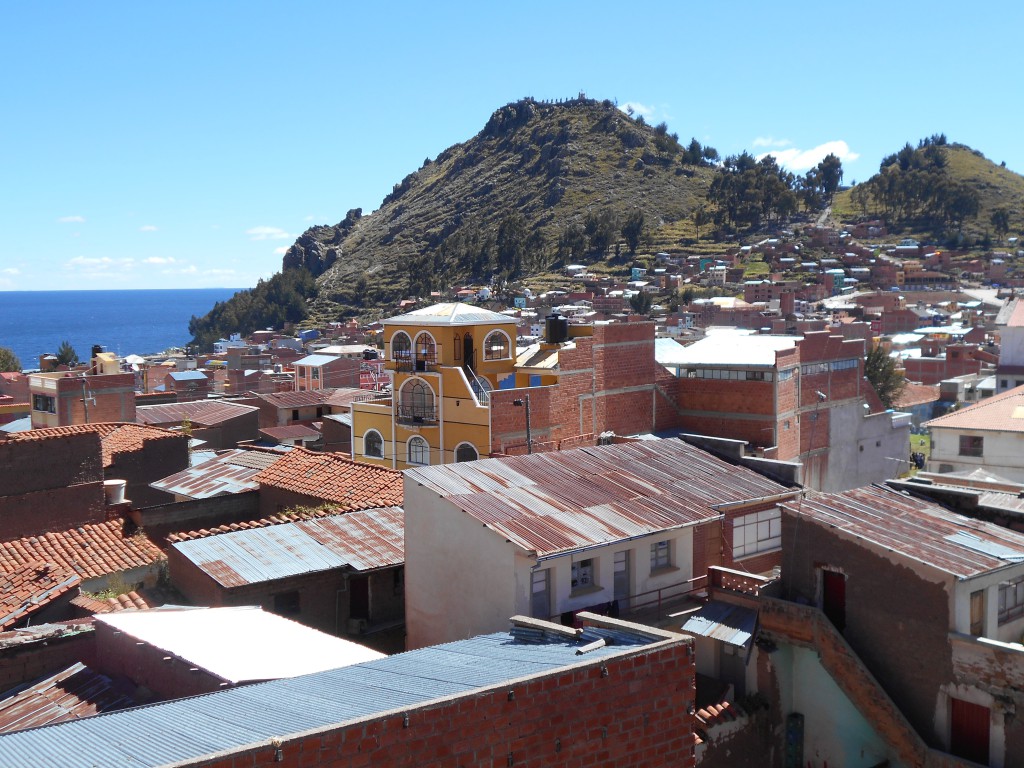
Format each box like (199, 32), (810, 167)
(103, 479), (127, 505)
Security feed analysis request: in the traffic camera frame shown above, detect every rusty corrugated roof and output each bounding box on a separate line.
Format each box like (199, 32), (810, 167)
(0, 663), (137, 733)
(150, 448), (282, 499)
(782, 485), (1024, 578)
(135, 400), (258, 428)
(406, 440), (792, 557)
(170, 506), (404, 587)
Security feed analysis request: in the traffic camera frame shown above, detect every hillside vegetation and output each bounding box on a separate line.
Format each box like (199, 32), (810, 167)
(834, 137), (1024, 244)
(283, 97), (723, 321)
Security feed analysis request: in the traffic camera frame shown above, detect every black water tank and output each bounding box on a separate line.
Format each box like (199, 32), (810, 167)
(545, 314), (568, 344)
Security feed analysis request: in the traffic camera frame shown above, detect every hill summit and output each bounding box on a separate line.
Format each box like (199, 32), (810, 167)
(283, 95), (719, 319)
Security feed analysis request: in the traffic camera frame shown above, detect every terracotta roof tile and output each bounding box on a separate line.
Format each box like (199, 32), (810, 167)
(924, 383), (1024, 433)
(0, 518), (164, 582)
(69, 590), (153, 615)
(253, 447), (402, 509)
(4, 423), (183, 466)
(0, 562), (82, 630)
(167, 504), (391, 543)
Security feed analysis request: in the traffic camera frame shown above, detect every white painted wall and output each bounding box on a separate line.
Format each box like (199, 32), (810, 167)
(774, 644), (898, 767)
(929, 428), (1024, 483)
(404, 480), (518, 649)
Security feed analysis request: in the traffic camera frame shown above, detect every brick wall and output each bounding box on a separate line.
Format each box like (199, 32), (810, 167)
(0, 625), (96, 692)
(108, 433), (190, 508)
(780, 511), (954, 750)
(56, 373), (136, 425)
(0, 432), (106, 537)
(133, 492), (260, 536)
(179, 624), (697, 768)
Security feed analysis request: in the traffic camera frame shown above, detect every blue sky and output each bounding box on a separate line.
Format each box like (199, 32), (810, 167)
(3, 1), (1022, 292)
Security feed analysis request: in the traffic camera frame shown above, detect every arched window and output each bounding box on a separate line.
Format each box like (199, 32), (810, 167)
(400, 378), (435, 422)
(364, 430), (384, 458)
(391, 332), (411, 361)
(408, 436), (429, 466)
(414, 332), (436, 369)
(455, 443), (479, 463)
(484, 329), (511, 360)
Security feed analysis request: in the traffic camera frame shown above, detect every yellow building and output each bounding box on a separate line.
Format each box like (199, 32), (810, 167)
(351, 303), (524, 470)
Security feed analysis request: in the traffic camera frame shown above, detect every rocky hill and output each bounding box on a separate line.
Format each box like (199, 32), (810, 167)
(284, 96), (720, 320)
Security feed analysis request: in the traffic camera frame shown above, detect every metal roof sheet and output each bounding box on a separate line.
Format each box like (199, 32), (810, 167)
(407, 440), (791, 556)
(0, 663), (136, 733)
(293, 354), (341, 367)
(150, 449), (281, 499)
(135, 400), (258, 428)
(782, 485), (1024, 578)
(681, 600), (757, 648)
(171, 507), (405, 586)
(0, 628), (655, 768)
(384, 302), (515, 327)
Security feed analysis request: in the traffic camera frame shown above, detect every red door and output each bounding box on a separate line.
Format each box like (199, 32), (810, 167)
(822, 570), (846, 632)
(951, 698), (989, 765)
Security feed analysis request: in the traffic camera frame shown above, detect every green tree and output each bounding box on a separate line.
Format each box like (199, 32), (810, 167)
(0, 346), (21, 372)
(55, 340), (79, 366)
(628, 291), (653, 316)
(621, 209), (645, 254)
(816, 153), (844, 204)
(865, 343), (905, 410)
(991, 208), (1011, 241)
(693, 204), (711, 242)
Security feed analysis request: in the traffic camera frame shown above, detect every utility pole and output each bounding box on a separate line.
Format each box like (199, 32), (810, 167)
(513, 395), (533, 454)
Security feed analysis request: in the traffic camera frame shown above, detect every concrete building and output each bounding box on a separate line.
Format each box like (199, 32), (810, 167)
(28, 352), (135, 429)
(403, 439), (797, 650)
(995, 298), (1024, 394)
(925, 384), (1024, 482)
(292, 354), (360, 391)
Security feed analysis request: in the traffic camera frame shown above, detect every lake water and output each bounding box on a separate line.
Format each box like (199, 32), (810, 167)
(0, 288), (242, 371)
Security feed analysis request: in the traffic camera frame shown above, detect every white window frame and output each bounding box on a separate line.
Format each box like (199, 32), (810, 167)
(363, 429), (384, 459)
(650, 540), (671, 571)
(571, 557), (597, 591)
(454, 442), (479, 462)
(733, 508), (782, 559)
(483, 329), (512, 361)
(391, 331), (412, 360)
(407, 435), (429, 466)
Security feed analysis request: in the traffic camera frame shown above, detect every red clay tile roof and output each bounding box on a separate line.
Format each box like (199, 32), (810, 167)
(253, 447), (402, 509)
(924, 383), (1024, 433)
(3, 423), (183, 467)
(0, 518), (164, 581)
(70, 590), (153, 614)
(894, 382), (940, 409)
(0, 562), (82, 630)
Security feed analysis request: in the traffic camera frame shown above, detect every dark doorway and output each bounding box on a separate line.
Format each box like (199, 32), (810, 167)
(349, 576), (370, 620)
(822, 569), (846, 632)
(463, 334), (474, 371)
(950, 698), (990, 765)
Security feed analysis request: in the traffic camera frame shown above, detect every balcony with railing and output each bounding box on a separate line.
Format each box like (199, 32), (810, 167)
(396, 404), (438, 426)
(392, 352), (439, 373)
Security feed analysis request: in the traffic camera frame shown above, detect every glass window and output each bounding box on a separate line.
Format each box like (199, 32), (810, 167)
(407, 436), (429, 466)
(732, 508), (782, 559)
(455, 443), (478, 462)
(484, 330), (510, 360)
(650, 540), (671, 570)
(959, 435), (984, 457)
(364, 430), (384, 458)
(400, 379), (435, 422)
(391, 332), (412, 360)
(999, 576), (1024, 625)
(571, 558), (596, 590)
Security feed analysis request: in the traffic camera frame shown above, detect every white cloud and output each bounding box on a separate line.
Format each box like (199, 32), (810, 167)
(752, 136), (792, 149)
(757, 140), (860, 172)
(203, 268), (236, 276)
(66, 256), (134, 271)
(58, 215), (86, 224)
(2, 267), (20, 275)
(143, 256), (176, 264)
(139, 224), (158, 232)
(273, 246), (289, 255)
(246, 225), (290, 241)
(161, 265), (198, 275)
(619, 101), (654, 119)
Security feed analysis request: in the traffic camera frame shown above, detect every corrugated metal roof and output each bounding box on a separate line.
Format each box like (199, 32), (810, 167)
(0, 628), (655, 768)
(171, 507), (405, 587)
(293, 354), (340, 367)
(783, 485), (1024, 578)
(384, 302), (515, 327)
(135, 400), (258, 428)
(407, 440), (791, 557)
(681, 601), (756, 648)
(150, 449), (281, 499)
(0, 663), (136, 733)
